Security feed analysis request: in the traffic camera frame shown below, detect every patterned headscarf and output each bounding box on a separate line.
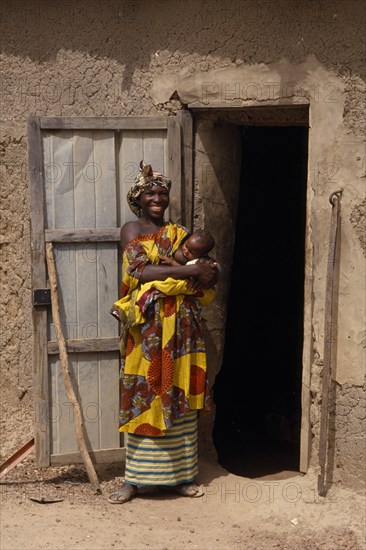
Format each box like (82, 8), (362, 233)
(127, 160), (172, 218)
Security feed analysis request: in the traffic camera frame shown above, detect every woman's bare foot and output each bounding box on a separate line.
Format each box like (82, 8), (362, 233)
(108, 483), (138, 504)
(174, 483), (204, 497)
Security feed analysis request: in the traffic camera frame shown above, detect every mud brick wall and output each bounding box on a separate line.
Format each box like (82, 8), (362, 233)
(1, 0), (364, 492)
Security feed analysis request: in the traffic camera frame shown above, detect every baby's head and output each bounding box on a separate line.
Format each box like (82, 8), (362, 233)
(182, 230), (215, 262)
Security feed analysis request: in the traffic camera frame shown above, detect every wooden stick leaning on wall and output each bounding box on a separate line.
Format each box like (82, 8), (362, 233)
(318, 189), (343, 497)
(45, 243), (101, 494)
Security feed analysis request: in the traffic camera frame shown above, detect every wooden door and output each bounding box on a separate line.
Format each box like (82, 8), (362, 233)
(28, 115), (190, 466)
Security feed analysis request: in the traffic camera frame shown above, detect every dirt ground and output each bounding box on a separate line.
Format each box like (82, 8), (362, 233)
(0, 457), (365, 550)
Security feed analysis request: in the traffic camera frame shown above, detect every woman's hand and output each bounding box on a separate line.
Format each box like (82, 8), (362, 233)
(191, 261), (218, 290)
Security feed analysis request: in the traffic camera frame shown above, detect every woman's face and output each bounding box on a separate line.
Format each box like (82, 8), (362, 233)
(139, 184), (170, 220)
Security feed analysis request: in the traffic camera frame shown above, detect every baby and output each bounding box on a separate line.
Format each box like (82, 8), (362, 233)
(159, 229), (216, 267)
(111, 230), (217, 325)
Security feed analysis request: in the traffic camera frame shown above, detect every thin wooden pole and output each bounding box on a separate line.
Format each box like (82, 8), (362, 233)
(318, 189), (342, 496)
(0, 439), (35, 479)
(45, 243), (101, 494)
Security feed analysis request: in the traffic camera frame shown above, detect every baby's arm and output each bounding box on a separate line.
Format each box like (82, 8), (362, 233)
(158, 246), (187, 266)
(158, 254), (181, 266)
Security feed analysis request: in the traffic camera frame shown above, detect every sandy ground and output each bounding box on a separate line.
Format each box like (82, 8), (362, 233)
(0, 457), (365, 550)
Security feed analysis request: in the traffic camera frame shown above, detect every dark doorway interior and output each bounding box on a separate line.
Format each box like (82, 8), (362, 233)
(213, 125), (308, 478)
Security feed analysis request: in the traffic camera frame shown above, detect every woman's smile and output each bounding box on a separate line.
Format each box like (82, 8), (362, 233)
(149, 204), (165, 214)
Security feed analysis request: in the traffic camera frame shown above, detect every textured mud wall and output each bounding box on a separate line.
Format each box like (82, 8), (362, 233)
(0, 0), (365, 491)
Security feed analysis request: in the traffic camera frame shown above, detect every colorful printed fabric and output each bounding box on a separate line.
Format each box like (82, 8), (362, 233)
(112, 277), (215, 328)
(111, 222), (213, 437)
(125, 411), (198, 486)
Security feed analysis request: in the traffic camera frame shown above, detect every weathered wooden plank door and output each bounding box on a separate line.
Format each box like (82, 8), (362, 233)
(28, 115), (190, 466)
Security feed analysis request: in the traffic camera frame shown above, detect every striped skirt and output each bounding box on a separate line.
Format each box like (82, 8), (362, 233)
(124, 411), (198, 486)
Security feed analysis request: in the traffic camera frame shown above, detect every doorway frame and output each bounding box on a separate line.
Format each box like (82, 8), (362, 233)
(185, 100), (312, 473)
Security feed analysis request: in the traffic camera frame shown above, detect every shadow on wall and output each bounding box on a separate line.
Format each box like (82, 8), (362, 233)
(1, 0), (365, 92)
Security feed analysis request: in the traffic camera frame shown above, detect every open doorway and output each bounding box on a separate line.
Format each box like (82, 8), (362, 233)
(213, 125), (308, 478)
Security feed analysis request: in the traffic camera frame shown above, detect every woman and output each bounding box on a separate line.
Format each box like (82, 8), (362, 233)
(108, 162), (217, 503)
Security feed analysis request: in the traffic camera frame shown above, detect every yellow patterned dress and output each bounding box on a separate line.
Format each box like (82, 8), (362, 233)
(111, 222), (213, 438)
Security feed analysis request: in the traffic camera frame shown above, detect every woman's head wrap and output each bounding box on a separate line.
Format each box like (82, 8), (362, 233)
(127, 160), (172, 218)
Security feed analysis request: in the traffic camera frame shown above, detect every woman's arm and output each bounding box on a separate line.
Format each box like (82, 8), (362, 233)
(140, 261), (217, 287)
(120, 222), (217, 287)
